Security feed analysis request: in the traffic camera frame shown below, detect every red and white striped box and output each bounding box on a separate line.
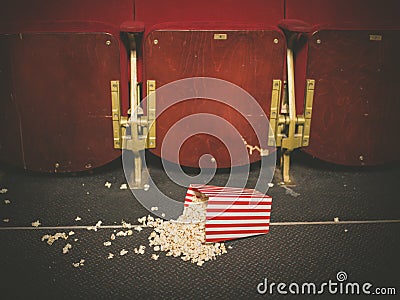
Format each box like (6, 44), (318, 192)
(184, 184), (272, 243)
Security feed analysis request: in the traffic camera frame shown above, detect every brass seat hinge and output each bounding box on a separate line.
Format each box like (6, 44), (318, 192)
(110, 79), (157, 151)
(268, 78), (315, 184)
(145, 80), (156, 149)
(110, 78), (157, 189)
(302, 79), (315, 147)
(111, 80), (127, 149)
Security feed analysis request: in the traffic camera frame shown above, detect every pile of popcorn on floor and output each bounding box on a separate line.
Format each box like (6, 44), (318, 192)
(40, 190), (230, 267)
(146, 191), (228, 266)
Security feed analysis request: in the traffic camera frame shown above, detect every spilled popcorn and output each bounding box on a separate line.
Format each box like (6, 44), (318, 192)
(120, 249), (128, 256)
(121, 220), (133, 229)
(134, 245), (146, 255)
(116, 230), (133, 237)
(138, 216), (146, 224)
(120, 183), (128, 190)
(42, 232), (68, 245)
(143, 191), (228, 266)
(40, 191), (233, 268)
(62, 243), (72, 254)
(72, 259), (85, 268)
(0, 188), (8, 194)
(4, 199), (10, 204)
(87, 220), (102, 231)
(75, 216), (82, 221)
(104, 182), (112, 189)
(31, 220), (41, 227)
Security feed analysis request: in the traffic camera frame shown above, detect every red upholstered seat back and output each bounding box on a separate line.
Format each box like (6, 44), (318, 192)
(136, 0), (286, 168)
(3, 0), (398, 171)
(286, 0), (400, 110)
(0, 0), (135, 172)
(286, 0), (400, 166)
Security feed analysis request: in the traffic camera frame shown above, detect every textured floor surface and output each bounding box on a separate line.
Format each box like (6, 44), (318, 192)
(0, 151), (399, 299)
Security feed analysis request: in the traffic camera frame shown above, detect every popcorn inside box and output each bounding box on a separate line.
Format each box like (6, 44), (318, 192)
(182, 184), (272, 243)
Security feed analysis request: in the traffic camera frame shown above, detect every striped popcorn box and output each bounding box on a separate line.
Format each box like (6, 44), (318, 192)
(184, 184), (272, 243)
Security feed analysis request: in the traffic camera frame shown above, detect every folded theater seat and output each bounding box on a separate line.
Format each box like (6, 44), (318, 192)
(0, 0), (135, 172)
(8, 0), (395, 176)
(133, 0), (287, 169)
(0, 0), (289, 174)
(284, 0), (400, 166)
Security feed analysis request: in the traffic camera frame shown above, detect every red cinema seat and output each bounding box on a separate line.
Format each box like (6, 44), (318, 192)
(285, 0), (400, 166)
(0, 0), (134, 172)
(135, 0), (286, 168)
